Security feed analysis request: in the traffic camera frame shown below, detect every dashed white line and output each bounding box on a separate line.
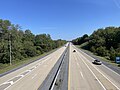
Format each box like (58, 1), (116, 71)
(3, 82), (10, 85)
(80, 72), (84, 79)
(19, 75), (24, 77)
(78, 48), (120, 77)
(74, 55), (85, 80)
(79, 54), (106, 90)
(77, 63), (79, 66)
(79, 50), (120, 90)
(9, 81), (14, 85)
(0, 54), (56, 90)
(32, 74), (37, 79)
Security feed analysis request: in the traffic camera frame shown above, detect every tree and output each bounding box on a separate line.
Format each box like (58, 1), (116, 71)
(72, 26), (120, 61)
(0, 19), (66, 64)
(72, 34), (89, 45)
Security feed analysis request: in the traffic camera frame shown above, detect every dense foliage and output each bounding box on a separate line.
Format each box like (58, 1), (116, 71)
(0, 19), (66, 64)
(72, 27), (120, 61)
(72, 34), (89, 45)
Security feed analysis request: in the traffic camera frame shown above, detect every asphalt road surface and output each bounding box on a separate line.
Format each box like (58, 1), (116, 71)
(0, 43), (120, 90)
(0, 46), (67, 90)
(68, 43), (120, 90)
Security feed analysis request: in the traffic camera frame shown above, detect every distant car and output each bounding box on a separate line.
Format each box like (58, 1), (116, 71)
(73, 50), (76, 52)
(93, 59), (102, 65)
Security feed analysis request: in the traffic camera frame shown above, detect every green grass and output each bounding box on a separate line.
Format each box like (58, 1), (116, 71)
(95, 55), (119, 67)
(0, 48), (57, 74)
(76, 45), (120, 68)
(79, 42), (88, 48)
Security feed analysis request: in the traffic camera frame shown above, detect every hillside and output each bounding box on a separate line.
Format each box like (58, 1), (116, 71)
(72, 27), (120, 62)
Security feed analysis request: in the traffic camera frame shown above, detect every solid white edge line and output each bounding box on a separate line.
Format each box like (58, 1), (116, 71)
(78, 47), (120, 77)
(1, 47), (66, 90)
(78, 53), (106, 90)
(50, 64), (60, 90)
(79, 50), (120, 90)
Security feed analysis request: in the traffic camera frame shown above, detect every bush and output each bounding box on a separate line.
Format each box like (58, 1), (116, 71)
(96, 46), (108, 56)
(109, 53), (116, 61)
(90, 46), (96, 53)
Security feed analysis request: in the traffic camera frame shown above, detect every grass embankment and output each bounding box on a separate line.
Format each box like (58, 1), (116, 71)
(76, 42), (120, 67)
(0, 48), (57, 74)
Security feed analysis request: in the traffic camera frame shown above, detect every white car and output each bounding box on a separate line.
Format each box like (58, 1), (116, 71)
(93, 59), (102, 65)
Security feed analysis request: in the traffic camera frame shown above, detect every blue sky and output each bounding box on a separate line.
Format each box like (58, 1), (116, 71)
(0, 0), (120, 40)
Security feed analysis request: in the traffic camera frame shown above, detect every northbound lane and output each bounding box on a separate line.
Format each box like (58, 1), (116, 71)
(0, 43), (120, 90)
(68, 44), (120, 90)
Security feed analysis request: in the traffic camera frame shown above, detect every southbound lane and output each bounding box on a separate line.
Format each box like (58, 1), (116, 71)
(0, 46), (67, 90)
(1, 43), (120, 90)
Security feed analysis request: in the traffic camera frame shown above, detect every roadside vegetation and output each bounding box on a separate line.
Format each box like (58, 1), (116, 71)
(72, 27), (120, 66)
(0, 19), (66, 73)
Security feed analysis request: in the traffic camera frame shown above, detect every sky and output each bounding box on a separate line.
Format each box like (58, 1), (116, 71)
(0, 0), (120, 40)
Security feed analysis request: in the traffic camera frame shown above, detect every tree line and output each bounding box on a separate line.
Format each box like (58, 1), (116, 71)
(0, 19), (66, 64)
(72, 27), (120, 61)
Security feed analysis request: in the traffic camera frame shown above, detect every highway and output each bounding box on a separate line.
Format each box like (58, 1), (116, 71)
(68, 43), (120, 90)
(0, 43), (120, 90)
(0, 45), (67, 90)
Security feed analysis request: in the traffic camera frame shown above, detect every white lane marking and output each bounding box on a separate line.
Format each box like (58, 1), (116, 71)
(74, 54), (85, 80)
(77, 63), (79, 66)
(42, 57), (51, 63)
(51, 67), (60, 90)
(2, 57), (52, 90)
(0, 68), (33, 90)
(31, 57), (51, 69)
(9, 81), (14, 85)
(79, 51), (120, 90)
(75, 56), (85, 80)
(103, 64), (120, 77)
(79, 54), (106, 90)
(31, 66), (35, 70)
(0, 47), (65, 90)
(80, 72), (84, 79)
(32, 74), (37, 79)
(4, 85), (11, 90)
(74, 55), (80, 67)
(78, 48), (120, 77)
(3, 82), (10, 84)
(19, 75), (24, 77)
